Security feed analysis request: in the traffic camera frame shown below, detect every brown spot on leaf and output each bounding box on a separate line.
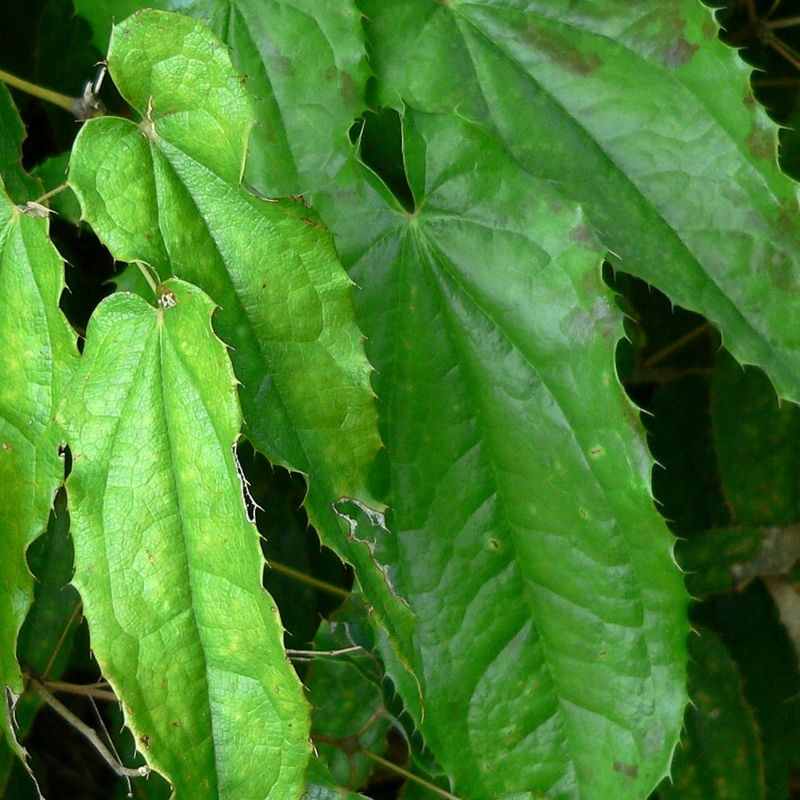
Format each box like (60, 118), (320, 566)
(570, 222), (595, 244)
(660, 39), (698, 69)
(525, 23), (601, 75)
(613, 761), (639, 779)
(745, 126), (775, 162)
(629, 5), (699, 68)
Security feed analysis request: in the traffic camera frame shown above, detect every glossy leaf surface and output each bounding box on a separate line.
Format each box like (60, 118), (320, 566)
(60, 279), (309, 799)
(316, 111), (688, 800)
(360, 0), (800, 403)
(13, 0), (800, 798)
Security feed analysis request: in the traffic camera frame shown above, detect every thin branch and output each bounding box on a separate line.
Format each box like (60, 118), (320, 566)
(0, 69), (76, 115)
(767, 15), (800, 29)
(766, 0), (786, 22)
(285, 646), (365, 660)
(41, 679), (117, 703)
(643, 321), (712, 368)
(765, 33), (800, 72)
(36, 183), (70, 206)
(135, 262), (159, 296)
(43, 599), (82, 679)
(27, 676), (148, 779)
(359, 748), (463, 800)
(89, 691), (133, 797)
(267, 560), (350, 599)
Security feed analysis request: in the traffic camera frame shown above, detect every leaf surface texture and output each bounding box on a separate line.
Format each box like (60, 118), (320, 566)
(61, 279), (309, 799)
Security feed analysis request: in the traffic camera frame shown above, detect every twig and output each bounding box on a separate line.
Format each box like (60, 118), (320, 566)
(643, 321), (712, 368)
(43, 599), (82, 679)
(40, 679), (117, 703)
(27, 676), (148, 779)
(359, 747), (463, 800)
(267, 560), (350, 599)
(286, 646), (365, 661)
(0, 69), (76, 114)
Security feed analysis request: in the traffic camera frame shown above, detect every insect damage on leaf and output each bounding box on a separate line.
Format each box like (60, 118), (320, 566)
(332, 498), (409, 611)
(159, 290), (177, 309)
(233, 442), (260, 524)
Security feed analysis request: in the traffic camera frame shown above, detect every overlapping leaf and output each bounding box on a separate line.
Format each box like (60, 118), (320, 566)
(360, 0), (800, 403)
(656, 627), (765, 800)
(694, 582), (800, 800)
(315, 111), (688, 800)
(67, 12), (395, 622)
(60, 279), (310, 799)
(711, 350), (800, 525)
(73, 0), (369, 196)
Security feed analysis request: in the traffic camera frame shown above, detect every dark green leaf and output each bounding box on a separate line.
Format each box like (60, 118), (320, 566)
(315, 110), (688, 800)
(655, 626), (765, 800)
(303, 757), (370, 800)
(360, 0), (800, 403)
(711, 349), (800, 525)
(0, 84), (41, 204)
(694, 581), (800, 800)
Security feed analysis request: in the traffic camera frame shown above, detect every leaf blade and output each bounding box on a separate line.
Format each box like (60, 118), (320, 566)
(361, 0), (800, 403)
(61, 280), (310, 800)
(68, 11), (396, 666)
(73, 0), (370, 195)
(315, 111), (689, 800)
(0, 180), (77, 774)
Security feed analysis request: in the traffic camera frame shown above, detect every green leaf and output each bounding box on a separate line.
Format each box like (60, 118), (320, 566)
(0, 738), (38, 800)
(17, 491), (79, 680)
(69, 0), (143, 52)
(306, 626), (390, 789)
(67, 10), (410, 692)
(68, 8), (382, 541)
(694, 581), (800, 800)
(60, 279), (310, 799)
(0, 84), (41, 205)
(315, 111), (688, 800)
(72, 0), (369, 195)
(711, 350), (800, 525)
(302, 757), (370, 800)
(655, 627), (765, 800)
(359, 0), (800, 404)
(10, 491), (82, 747)
(0, 181), (77, 767)
(676, 527), (763, 600)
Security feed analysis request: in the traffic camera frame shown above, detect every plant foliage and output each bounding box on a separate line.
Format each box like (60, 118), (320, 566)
(2, 1), (800, 799)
